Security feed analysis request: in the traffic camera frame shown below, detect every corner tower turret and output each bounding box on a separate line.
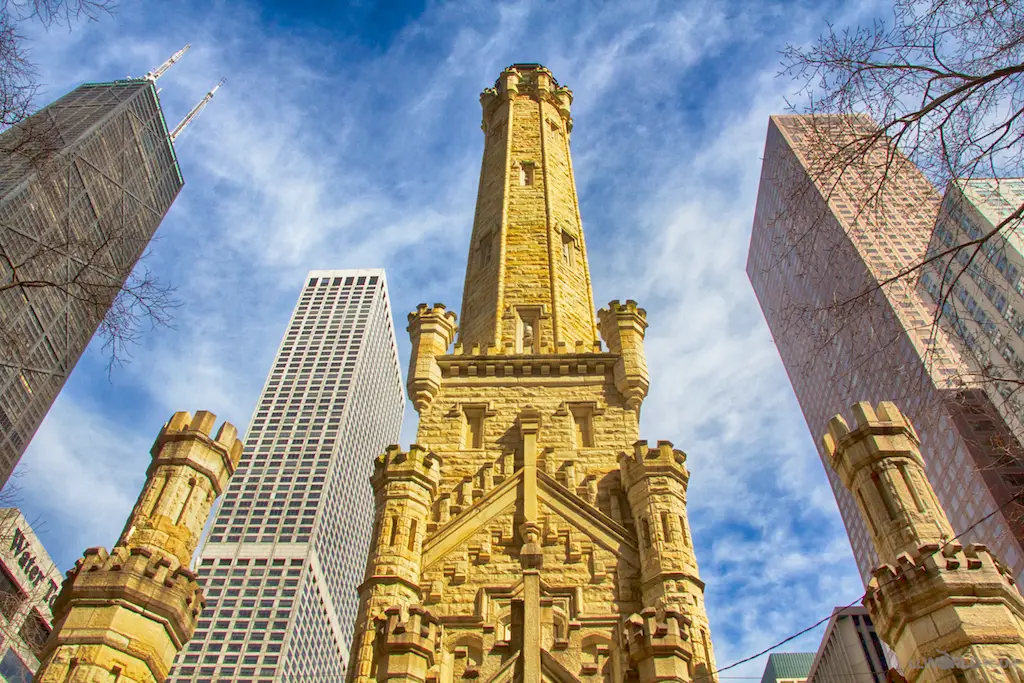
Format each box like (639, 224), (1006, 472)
(825, 402), (1024, 683)
(34, 411), (242, 683)
(461, 63), (597, 352)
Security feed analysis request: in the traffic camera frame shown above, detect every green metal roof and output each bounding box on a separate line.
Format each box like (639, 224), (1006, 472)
(760, 653), (816, 683)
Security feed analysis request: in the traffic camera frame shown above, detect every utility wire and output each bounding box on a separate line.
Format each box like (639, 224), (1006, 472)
(699, 490), (1024, 681)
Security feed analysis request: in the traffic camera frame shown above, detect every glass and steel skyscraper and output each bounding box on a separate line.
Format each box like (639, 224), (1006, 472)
(747, 114), (1024, 584)
(0, 79), (184, 484)
(169, 269), (405, 683)
(0, 47), (222, 487)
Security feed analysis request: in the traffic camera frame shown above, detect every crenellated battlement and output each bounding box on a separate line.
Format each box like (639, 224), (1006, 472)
(479, 64), (573, 132)
(822, 401), (922, 472)
(407, 302), (459, 327)
(620, 440), (690, 490)
(53, 544), (205, 649)
(623, 605), (693, 675)
(866, 541), (1019, 606)
(599, 299), (648, 320)
(373, 445), (443, 494)
(153, 410), (244, 467)
(376, 604), (442, 676)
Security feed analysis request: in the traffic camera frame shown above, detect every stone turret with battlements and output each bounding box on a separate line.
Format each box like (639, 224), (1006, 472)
(824, 401), (1024, 683)
(599, 300), (650, 411)
(347, 444), (443, 682)
(33, 410), (241, 683)
(408, 304), (459, 412)
(620, 440), (717, 681)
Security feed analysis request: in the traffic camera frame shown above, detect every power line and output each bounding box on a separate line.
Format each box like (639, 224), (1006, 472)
(700, 490), (1024, 680)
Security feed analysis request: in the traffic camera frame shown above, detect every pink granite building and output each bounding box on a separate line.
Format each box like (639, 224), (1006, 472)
(746, 114), (1024, 583)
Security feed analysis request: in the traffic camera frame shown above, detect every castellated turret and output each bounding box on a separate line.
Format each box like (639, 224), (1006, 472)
(347, 444), (443, 682)
(407, 304), (458, 412)
(33, 411), (242, 683)
(599, 300), (650, 411)
(825, 401), (1024, 683)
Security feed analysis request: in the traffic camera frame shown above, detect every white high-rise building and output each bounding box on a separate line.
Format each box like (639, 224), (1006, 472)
(168, 269), (405, 683)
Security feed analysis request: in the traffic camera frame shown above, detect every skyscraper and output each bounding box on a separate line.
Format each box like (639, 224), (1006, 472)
(0, 49), (219, 486)
(347, 64), (717, 683)
(746, 114), (1024, 582)
(805, 607), (889, 683)
(169, 269), (404, 683)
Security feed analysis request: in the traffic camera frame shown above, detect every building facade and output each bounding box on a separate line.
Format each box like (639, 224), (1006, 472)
(0, 509), (61, 683)
(168, 269), (405, 683)
(746, 114), (1024, 583)
(760, 653), (815, 683)
(0, 79), (184, 485)
(917, 181), (1024, 536)
(347, 64), (718, 683)
(824, 401), (1024, 683)
(805, 607), (888, 683)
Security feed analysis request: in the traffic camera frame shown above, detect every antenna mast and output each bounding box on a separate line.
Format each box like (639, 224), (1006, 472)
(170, 78), (225, 142)
(145, 44), (191, 81)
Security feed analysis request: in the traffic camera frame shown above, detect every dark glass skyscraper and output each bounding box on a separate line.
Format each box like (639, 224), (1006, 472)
(0, 79), (184, 483)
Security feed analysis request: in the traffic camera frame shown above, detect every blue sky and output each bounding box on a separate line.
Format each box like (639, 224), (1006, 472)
(10, 0), (885, 678)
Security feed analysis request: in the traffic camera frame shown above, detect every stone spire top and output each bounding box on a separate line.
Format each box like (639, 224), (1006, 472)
(459, 63), (598, 353)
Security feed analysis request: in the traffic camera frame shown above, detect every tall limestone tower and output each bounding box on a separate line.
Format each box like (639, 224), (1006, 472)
(348, 64), (718, 682)
(33, 411), (242, 683)
(824, 402), (1024, 683)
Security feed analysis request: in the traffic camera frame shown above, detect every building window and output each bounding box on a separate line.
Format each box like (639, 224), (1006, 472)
(0, 568), (24, 619)
(463, 407), (485, 450)
(0, 649), (30, 683)
(519, 161), (535, 186)
(570, 406), (593, 448)
(561, 230), (576, 267)
(475, 232), (493, 267)
(516, 309), (540, 354)
(19, 610), (50, 657)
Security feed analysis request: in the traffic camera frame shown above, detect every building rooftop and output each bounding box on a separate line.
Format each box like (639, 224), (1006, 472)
(760, 652), (816, 683)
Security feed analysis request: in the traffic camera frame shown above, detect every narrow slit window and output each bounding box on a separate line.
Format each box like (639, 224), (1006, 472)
(464, 408), (484, 450)
(660, 511), (672, 542)
(561, 230), (576, 267)
(641, 518), (652, 548)
(857, 490), (879, 535)
(871, 472), (899, 521)
(897, 463), (926, 513)
(570, 406), (594, 448)
(519, 161), (535, 186)
(388, 517), (399, 547)
(408, 520), (418, 551)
